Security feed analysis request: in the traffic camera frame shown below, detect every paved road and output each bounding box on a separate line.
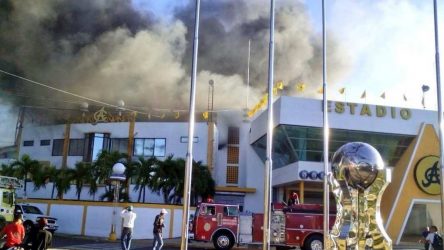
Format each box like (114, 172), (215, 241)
(48, 234), (423, 250)
(50, 235), (213, 250)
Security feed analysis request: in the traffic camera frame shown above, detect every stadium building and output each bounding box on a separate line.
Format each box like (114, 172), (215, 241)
(16, 96), (442, 243)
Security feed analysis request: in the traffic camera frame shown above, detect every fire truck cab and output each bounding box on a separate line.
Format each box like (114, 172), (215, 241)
(190, 202), (335, 250)
(191, 202), (240, 249)
(0, 176), (23, 228)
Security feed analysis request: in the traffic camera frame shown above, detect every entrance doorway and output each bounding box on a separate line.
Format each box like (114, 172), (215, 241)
(400, 200), (441, 243)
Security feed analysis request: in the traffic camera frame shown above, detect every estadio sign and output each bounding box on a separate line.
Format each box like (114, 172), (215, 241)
(327, 101), (411, 120)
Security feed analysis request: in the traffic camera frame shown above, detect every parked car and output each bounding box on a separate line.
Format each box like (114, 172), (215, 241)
(14, 204), (58, 233)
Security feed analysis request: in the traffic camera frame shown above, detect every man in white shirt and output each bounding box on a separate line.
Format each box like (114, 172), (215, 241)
(120, 206), (137, 250)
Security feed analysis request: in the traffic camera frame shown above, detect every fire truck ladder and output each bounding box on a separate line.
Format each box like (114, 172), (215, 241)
(0, 176), (23, 189)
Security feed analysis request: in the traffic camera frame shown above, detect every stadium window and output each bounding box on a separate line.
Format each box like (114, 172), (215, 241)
(23, 141), (34, 147)
(133, 138), (166, 157)
(83, 133), (111, 162)
(52, 139), (64, 156)
(180, 136), (199, 143)
(68, 139), (85, 156)
(110, 138), (129, 154)
(40, 140), (50, 146)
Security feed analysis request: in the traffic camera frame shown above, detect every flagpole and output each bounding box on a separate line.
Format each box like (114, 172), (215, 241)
(321, 0), (330, 247)
(262, 0), (275, 249)
(180, 0), (200, 249)
(246, 39), (251, 110)
(432, 0), (444, 233)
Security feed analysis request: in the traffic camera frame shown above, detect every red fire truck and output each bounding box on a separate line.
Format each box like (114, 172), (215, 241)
(190, 202), (335, 250)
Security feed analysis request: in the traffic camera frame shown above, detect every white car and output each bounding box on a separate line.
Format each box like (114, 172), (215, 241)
(14, 204), (58, 233)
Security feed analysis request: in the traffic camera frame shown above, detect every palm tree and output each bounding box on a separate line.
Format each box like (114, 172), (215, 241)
(10, 154), (41, 197)
(99, 185), (130, 202)
(168, 158), (186, 204)
(191, 161), (215, 205)
(93, 150), (129, 201)
(35, 165), (59, 199)
(150, 156), (215, 205)
(71, 162), (94, 200)
(53, 168), (74, 199)
(131, 156), (158, 203)
(31, 164), (54, 191)
(26, 164), (58, 199)
(93, 151), (127, 182)
(151, 155), (184, 204)
(0, 164), (15, 177)
(168, 159), (216, 205)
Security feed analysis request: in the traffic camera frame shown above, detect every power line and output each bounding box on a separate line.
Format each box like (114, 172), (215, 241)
(0, 69), (148, 115)
(1, 92), (85, 106)
(0, 68), (243, 114)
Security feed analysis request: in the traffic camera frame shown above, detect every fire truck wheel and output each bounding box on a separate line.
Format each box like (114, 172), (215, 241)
(212, 231), (234, 250)
(303, 234), (323, 250)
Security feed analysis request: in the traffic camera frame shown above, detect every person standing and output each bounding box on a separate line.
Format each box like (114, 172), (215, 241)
(0, 213), (25, 250)
(425, 225), (443, 250)
(153, 208), (168, 250)
(287, 191), (300, 206)
(120, 206), (137, 250)
(31, 218), (53, 250)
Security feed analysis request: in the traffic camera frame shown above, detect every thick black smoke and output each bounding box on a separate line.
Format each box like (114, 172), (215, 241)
(0, 0), (349, 120)
(176, 0), (349, 97)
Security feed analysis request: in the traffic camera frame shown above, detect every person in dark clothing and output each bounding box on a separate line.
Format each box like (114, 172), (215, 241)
(152, 209), (168, 250)
(31, 218), (52, 250)
(287, 191), (300, 206)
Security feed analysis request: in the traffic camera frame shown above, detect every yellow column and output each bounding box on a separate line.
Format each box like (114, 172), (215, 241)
(127, 114), (136, 159)
(62, 123), (71, 169)
(207, 122), (215, 173)
(126, 116), (135, 192)
(14, 107), (25, 158)
(169, 208), (175, 238)
(58, 123), (71, 199)
(81, 205), (88, 236)
(299, 181), (304, 204)
(47, 203), (52, 216)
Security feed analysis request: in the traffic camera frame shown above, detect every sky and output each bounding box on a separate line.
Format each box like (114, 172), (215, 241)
(135, 0), (443, 108)
(0, 0), (443, 147)
(314, 0), (443, 109)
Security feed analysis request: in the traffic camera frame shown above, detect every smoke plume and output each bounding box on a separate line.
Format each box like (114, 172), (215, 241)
(0, 0), (349, 118)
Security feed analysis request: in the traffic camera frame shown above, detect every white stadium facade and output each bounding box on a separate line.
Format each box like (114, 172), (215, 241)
(10, 96), (443, 243)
